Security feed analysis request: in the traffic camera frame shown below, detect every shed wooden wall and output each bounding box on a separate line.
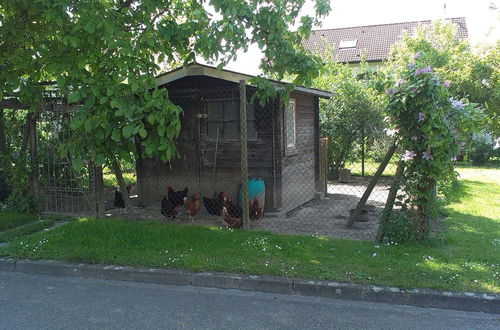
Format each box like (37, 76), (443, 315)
(281, 92), (318, 213)
(136, 76), (279, 211)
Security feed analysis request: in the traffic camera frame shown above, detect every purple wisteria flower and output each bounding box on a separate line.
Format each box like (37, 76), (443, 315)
(422, 150), (433, 160)
(402, 150), (417, 161)
(414, 66), (432, 75)
(414, 52), (421, 59)
(433, 76), (440, 85)
(410, 87), (417, 92)
(385, 128), (399, 137)
(418, 112), (426, 122)
(449, 98), (465, 109)
(386, 88), (394, 95)
(408, 62), (416, 69)
(411, 135), (418, 141)
(395, 79), (404, 87)
(443, 81), (450, 88)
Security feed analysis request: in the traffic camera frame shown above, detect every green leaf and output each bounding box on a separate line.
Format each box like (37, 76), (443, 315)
(111, 129), (121, 142)
(122, 125), (134, 138)
(139, 128), (147, 138)
(68, 91), (80, 103)
(94, 154), (106, 167)
(71, 158), (84, 172)
(166, 124), (177, 139)
(85, 23), (95, 33)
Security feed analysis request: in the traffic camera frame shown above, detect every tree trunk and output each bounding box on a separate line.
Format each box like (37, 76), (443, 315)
(376, 160), (404, 243)
(111, 158), (131, 213)
(0, 108), (7, 156)
(0, 108), (10, 198)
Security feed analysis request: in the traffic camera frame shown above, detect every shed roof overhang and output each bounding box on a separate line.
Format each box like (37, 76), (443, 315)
(155, 63), (332, 99)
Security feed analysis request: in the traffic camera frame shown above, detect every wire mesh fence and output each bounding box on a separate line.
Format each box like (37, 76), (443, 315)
(36, 102), (98, 215)
(34, 79), (398, 241)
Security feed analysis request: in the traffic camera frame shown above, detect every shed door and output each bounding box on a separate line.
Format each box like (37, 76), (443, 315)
(167, 94), (202, 198)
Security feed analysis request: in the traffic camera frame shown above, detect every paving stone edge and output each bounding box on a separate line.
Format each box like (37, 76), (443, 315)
(0, 257), (498, 314)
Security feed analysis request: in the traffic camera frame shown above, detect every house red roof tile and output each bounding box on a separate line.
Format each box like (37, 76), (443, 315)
(302, 17), (468, 63)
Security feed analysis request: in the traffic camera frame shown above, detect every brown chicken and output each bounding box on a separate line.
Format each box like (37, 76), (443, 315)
(184, 193), (200, 221)
(249, 198), (263, 223)
(221, 207), (243, 229)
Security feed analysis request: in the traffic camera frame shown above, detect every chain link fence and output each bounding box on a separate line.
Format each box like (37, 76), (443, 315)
(33, 78), (397, 241)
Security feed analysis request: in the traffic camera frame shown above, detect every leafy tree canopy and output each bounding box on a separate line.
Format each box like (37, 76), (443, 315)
(313, 56), (385, 173)
(0, 0), (330, 168)
(387, 20), (500, 135)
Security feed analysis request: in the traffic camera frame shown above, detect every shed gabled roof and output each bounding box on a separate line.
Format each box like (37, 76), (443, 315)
(302, 17), (468, 63)
(155, 63), (332, 98)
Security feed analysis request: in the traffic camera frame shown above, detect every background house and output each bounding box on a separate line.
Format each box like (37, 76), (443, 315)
(302, 17), (468, 69)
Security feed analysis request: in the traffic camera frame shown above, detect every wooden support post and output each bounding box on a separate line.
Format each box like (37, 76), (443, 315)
(319, 138), (328, 197)
(28, 112), (39, 196)
(346, 143), (397, 228)
(239, 80), (250, 229)
(361, 127), (365, 177)
(376, 160), (404, 243)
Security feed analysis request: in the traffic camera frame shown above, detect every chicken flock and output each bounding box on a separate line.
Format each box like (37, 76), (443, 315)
(160, 186), (263, 229)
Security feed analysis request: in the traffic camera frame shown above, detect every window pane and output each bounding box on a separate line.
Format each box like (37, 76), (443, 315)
(246, 102), (255, 120)
(207, 102), (222, 120)
(247, 120), (256, 139)
(223, 101), (238, 120)
(286, 100), (296, 148)
(224, 122), (239, 140)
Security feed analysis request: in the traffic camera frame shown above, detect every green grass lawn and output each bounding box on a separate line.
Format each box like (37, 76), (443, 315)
(0, 166), (498, 293)
(0, 211), (39, 232)
(0, 220), (55, 243)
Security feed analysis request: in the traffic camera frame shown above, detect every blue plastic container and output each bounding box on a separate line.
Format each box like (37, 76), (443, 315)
(239, 177), (265, 209)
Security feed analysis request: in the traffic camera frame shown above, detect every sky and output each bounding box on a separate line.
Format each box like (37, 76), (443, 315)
(212, 0), (500, 76)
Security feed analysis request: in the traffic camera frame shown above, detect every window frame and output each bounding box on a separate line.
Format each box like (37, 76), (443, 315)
(204, 99), (257, 142)
(284, 98), (297, 155)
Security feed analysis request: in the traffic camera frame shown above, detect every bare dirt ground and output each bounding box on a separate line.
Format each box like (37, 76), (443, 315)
(100, 177), (390, 242)
(260, 179), (390, 241)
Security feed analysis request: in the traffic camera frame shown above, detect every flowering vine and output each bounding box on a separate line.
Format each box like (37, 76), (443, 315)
(384, 52), (483, 239)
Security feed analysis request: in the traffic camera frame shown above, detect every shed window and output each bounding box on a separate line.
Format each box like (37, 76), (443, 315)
(285, 99), (296, 149)
(206, 100), (256, 140)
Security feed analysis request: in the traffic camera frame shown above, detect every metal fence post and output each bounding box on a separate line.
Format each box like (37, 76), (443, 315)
(239, 80), (249, 228)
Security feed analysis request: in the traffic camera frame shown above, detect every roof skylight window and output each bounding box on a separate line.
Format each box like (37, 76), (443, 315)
(338, 39), (357, 49)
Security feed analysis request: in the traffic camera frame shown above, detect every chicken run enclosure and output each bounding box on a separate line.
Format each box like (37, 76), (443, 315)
(5, 64), (400, 241)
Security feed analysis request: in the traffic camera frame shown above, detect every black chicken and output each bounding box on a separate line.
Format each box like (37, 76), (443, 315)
(167, 186), (188, 206)
(161, 196), (181, 218)
(203, 191), (226, 216)
(113, 185), (133, 209)
(225, 197), (243, 218)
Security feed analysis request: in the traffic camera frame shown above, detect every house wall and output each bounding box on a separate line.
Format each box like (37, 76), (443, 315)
(281, 92), (318, 213)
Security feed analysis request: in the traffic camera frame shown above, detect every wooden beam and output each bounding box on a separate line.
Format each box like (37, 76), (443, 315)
(240, 80), (249, 228)
(346, 142), (397, 228)
(0, 99), (29, 110)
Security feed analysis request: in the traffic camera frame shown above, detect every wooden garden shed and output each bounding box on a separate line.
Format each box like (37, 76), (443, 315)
(136, 63), (331, 214)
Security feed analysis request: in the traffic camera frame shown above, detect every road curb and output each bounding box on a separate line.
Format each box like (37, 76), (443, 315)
(1, 257), (498, 314)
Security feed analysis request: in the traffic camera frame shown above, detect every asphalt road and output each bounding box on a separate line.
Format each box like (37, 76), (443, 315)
(0, 271), (498, 330)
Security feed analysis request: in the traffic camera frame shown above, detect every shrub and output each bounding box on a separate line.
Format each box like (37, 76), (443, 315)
(383, 210), (424, 244)
(466, 134), (494, 165)
(4, 191), (40, 214)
